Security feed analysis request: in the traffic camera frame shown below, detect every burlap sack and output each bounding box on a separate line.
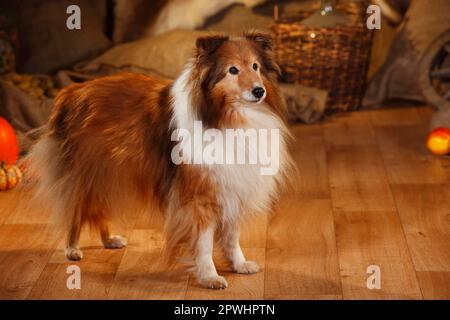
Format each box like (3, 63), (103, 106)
(113, 0), (269, 43)
(78, 29), (208, 79)
(363, 0), (450, 108)
(205, 4), (272, 34)
(113, 0), (166, 43)
(15, 0), (111, 74)
(431, 108), (450, 131)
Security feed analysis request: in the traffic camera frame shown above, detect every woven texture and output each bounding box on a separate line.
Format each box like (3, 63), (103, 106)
(272, 0), (373, 111)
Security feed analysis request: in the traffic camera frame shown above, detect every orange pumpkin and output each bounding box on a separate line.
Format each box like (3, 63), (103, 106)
(0, 160), (22, 191)
(0, 117), (19, 165)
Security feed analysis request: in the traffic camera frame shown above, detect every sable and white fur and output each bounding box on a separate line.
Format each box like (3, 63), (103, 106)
(25, 32), (293, 289)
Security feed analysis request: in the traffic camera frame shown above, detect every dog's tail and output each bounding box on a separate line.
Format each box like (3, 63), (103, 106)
(19, 132), (79, 228)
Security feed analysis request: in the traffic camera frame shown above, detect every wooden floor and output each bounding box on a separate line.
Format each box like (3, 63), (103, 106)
(0, 105), (449, 300)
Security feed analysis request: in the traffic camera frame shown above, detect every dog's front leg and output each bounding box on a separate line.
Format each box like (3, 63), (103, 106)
(194, 223), (228, 289)
(221, 222), (260, 274)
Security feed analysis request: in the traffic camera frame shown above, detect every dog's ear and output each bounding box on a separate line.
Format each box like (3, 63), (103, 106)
(244, 31), (273, 51)
(196, 34), (229, 56)
(245, 31), (280, 78)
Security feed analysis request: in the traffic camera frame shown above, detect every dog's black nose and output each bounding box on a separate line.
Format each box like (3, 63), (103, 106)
(252, 86), (265, 99)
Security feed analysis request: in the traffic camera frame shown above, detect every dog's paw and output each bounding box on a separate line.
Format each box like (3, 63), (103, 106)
(65, 247), (83, 261)
(234, 260), (260, 274)
(103, 235), (127, 249)
(198, 275), (228, 290)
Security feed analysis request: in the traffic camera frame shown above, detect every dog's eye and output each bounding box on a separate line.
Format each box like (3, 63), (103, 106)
(229, 66), (239, 75)
(253, 63), (258, 71)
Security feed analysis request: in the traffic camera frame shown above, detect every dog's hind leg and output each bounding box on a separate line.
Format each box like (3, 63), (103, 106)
(65, 218), (83, 261)
(98, 218), (127, 249)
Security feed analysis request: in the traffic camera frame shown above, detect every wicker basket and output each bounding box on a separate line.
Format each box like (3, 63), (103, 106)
(272, 0), (373, 112)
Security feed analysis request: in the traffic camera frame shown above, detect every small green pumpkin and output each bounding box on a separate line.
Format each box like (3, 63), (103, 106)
(0, 160), (22, 191)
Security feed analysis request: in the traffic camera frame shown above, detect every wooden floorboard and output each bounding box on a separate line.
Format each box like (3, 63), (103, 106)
(322, 111), (378, 148)
(0, 190), (22, 225)
(0, 224), (59, 299)
(107, 229), (188, 300)
(27, 233), (126, 299)
(375, 125), (448, 185)
(326, 146), (397, 212)
(390, 184), (450, 272)
(287, 125), (330, 199)
(264, 199), (342, 299)
(416, 271), (450, 300)
(333, 210), (422, 299)
(0, 105), (449, 299)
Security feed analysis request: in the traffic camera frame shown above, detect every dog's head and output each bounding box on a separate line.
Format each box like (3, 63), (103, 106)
(191, 31), (283, 127)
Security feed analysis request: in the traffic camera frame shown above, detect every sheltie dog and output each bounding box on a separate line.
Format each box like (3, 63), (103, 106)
(26, 31), (293, 289)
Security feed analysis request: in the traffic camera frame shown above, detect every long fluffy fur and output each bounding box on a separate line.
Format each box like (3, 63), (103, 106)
(25, 31), (294, 288)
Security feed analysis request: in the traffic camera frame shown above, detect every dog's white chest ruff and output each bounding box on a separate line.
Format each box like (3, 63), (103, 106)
(170, 66), (288, 222)
(209, 162), (279, 222)
(208, 108), (287, 221)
